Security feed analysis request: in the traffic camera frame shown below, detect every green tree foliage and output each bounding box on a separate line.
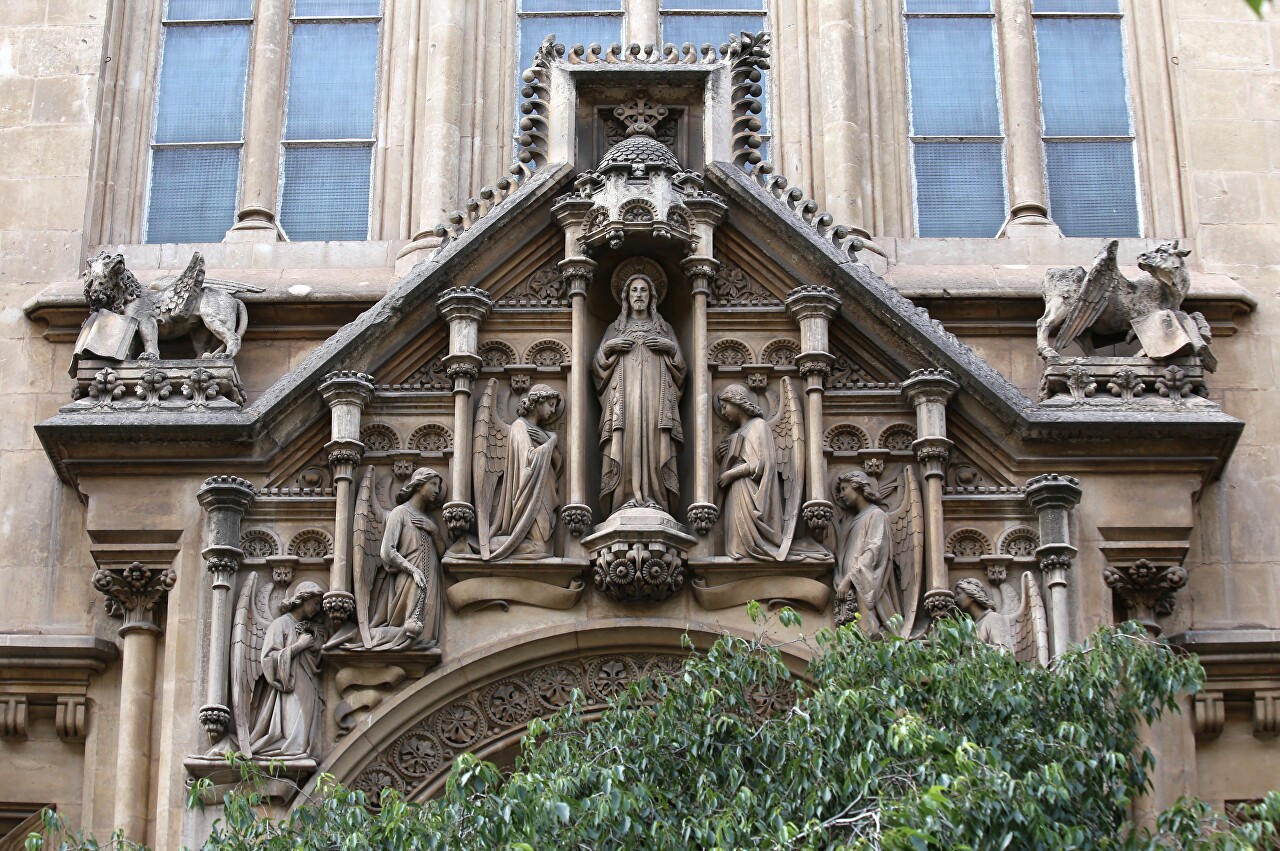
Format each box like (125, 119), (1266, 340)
(27, 615), (1280, 850)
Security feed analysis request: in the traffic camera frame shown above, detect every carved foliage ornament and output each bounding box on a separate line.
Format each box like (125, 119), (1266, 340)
(93, 563), (176, 630)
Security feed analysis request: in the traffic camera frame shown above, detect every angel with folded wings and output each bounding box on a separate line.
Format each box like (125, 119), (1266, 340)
(470, 380), (563, 560)
(716, 380), (827, 562)
(230, 577), (325, 760)
(327, 465), (447, 652)
(954, 574), (1050, 665)
(831, 465), (924, 638)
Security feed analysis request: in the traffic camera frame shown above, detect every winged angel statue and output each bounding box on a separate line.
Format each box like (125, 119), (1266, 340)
(954, 574), (1050, 665)
(716, 381), (827, 562)
(465, 380), (563, 561)
(831, 466), (924, 638)
(229, 575), (325, 760)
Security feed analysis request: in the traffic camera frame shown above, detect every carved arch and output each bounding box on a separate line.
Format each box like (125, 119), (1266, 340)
(709, 338), (753, 367)
(306, 620), (813, 805)
(761, 339), (800, 366)
(525, 339), (571, 367)
(479, 340), (518, 368)
(409, 423), (453, 452)
(360, 423), (400, 452)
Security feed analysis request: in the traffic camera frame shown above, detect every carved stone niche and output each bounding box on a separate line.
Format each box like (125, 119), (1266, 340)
(1038, 357), (1214, 408)
(65, 359), (247, 412)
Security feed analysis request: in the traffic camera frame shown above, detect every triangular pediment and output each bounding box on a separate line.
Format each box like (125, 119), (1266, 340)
(38, 159), (1241, 492)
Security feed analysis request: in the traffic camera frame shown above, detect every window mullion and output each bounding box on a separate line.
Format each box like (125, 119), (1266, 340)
(228, 0), (291, 241)
(625, 0), (660, 45)
(993, 0), (1057, 235)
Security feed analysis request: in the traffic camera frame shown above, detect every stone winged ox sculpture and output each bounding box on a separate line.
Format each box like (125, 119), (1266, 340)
(79, 250), (263, 363)
(1035, 239), (1215, 371)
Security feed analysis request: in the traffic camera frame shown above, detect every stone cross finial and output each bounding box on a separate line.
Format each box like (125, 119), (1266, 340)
(614, 90), (668, 138)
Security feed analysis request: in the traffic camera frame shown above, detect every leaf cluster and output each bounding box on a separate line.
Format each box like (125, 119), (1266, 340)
(24, 617), (1280, 851)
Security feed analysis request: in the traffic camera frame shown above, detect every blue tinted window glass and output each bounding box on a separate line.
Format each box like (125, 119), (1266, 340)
(520, 0), (621, 10)
(1036, 17), (1130, 136)
(155, 24), (250, 143)
(147, 147), (240, 243)
(280, 146), (373, 241)
(913, 141), (1006, 237)
(662, 0), (765, 9)
(1033, 0), (1119, 11)
(294, 0), (381, 15)
(518, 14), (621, 72)
(905, 0), (990, 11)
(906, 17), (1001, 136)
(165, 0), (251, 20)
(285, 22), (379, 140)
(661, 14), (766, 46)
(1046, 140), (1139, 237)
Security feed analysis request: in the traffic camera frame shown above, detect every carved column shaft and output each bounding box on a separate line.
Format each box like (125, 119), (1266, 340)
(226, 0), (287, 240)
(320, 371), (375, 621)
(1026, 473), (1082, 657)
(559, 257), (595, 539)
(683, 256), (718, 534)
(994, 0), (1058, 235)
(439, 287), (493, 538)
(786, 286), (841, 534)
(196, 476), (254, 742)
(903, 368), (959, 616)
(92, 564), (174, 846)
(817, 0), (869, 237)
(405, 0), (465, 247)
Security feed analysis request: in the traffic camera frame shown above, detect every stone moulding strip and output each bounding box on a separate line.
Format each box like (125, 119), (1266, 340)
(445, 576), (586, 613)
(690, 576), (831, 613)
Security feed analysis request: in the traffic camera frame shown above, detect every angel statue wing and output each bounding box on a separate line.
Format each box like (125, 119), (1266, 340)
(473, 378), (510, 560)
(1054, 239), (1122, 353)
(767, 376), (806, 561)
(351, 465), (386, 647)
(230, 570), (272, 757)
(887, 464), (924, 637)
(1009, 571), (1050, 666)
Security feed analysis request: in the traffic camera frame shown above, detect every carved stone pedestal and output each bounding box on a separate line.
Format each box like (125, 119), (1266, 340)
(184, 755), (318, 804)
(66, 358), (246, 411)
(1039, 356), (1214, 407)
(323, 648), (444, 736)
(443, 558), (588, 612)
(582, 508), (696, 603)
(688, 556), (834, 613)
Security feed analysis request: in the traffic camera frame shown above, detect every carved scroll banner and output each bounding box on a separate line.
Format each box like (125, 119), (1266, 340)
(691, 576), (831, 613)
(446, 577), (586, 613)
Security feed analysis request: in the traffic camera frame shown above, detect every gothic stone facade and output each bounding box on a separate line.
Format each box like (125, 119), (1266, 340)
(1, 2), (1278, 848)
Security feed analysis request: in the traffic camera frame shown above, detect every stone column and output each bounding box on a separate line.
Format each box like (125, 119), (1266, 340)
(683, 256), (719, 535)
(625, 0), (659, 45)
(817, 0), (869, 237)
(994, 0), (1060, 236)
(1025, 473), (1082, 657)
(195, 476), (255, 744)
(319, 371), (375, 624)
(902, 368), (959, 619)
(438, 287), (493, 540)
(786, 285), (842, 536)
(92, 563), (176, 845)
(397, 0), (466, 264)
(559, 258), (596, 540)
(226, 0), (288, 241)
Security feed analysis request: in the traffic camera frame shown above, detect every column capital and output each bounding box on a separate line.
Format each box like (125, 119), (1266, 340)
(1025, 473), (1082, 513)
(681, 256), (719, 297)
(784, 284), (841, 323)
(1102, 558), (1188, 634)
(197, 476), (255, 513)
(93, 563), (176, 636)
(902, 368), (958, 407)
(319, 371), (375, 409)
(442, 353), (482, 384)
(558, 257), (597, 297)
(325, 438), (365, 469)
(437, 286), (494, 326)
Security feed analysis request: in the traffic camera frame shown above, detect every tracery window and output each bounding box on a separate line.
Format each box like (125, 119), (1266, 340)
(145, 0), (383, 244)
(903, 0), (1139, 238)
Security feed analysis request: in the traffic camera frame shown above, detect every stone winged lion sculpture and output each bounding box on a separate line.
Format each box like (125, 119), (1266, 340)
(79, 251), (264, 363)
(1035, 239), (1215, 371)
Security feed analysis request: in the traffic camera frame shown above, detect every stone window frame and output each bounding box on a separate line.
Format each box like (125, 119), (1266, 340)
(93, 0), (397, 247)
(884, 0), (1185, 240)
